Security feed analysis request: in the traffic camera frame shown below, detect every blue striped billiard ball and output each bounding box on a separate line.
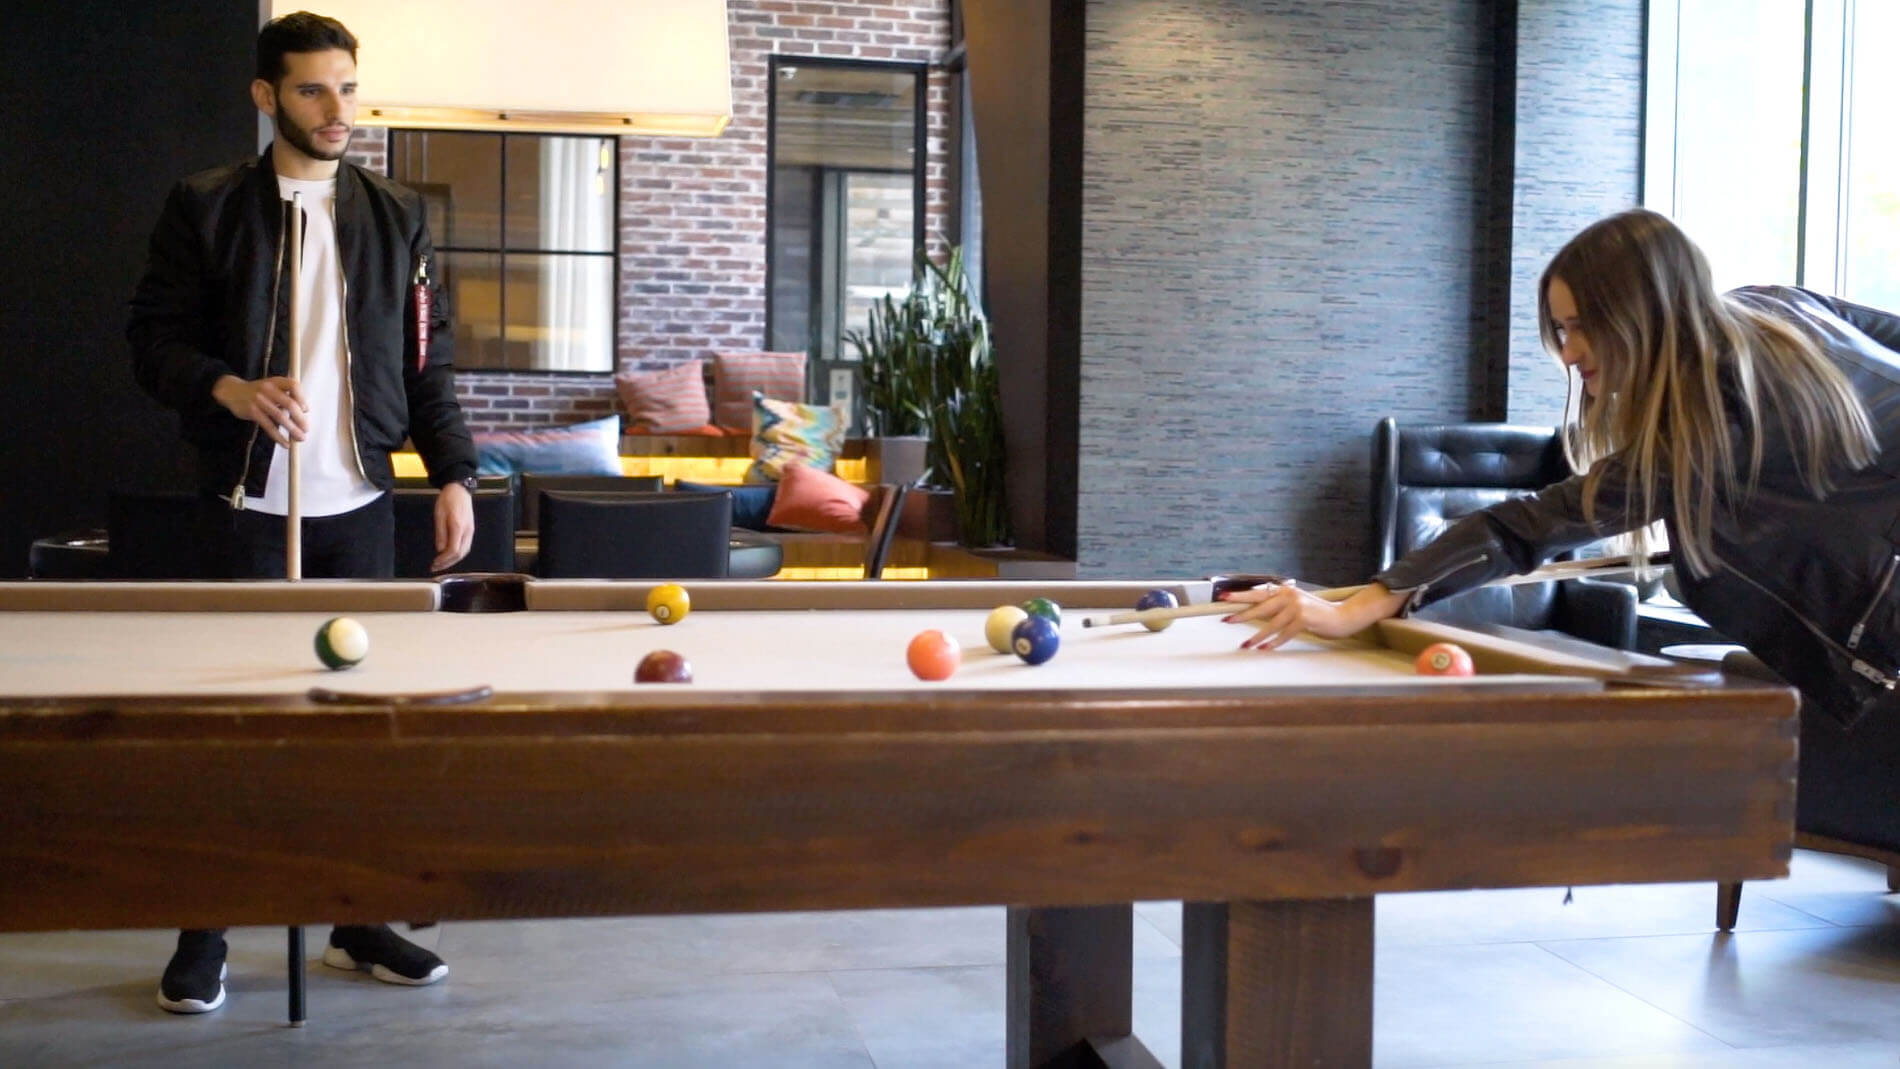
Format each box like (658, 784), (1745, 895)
(1011, 615), (1061, 665)
(1135, 589), (1179, 631)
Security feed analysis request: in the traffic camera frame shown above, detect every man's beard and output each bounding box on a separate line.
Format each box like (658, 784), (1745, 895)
(274, 96), (351, 162)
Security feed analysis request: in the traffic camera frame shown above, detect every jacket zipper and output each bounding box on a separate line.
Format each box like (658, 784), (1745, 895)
(1847, 551), (1900, 649)
(335, 199), (369, 483)
(1400, 550), (1492, 613)
(1727, 563), (1897, 689)
(230, 199), (289, 510)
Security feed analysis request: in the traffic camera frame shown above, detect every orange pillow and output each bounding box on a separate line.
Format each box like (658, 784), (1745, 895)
(712, 350), (806, 431)
(615, 359), (710, 433)
(765, 461), (870, 534)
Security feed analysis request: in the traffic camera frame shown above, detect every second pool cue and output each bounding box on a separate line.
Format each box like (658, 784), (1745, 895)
(1083, 553), (1670, 629)
(286, 190), (303, 582)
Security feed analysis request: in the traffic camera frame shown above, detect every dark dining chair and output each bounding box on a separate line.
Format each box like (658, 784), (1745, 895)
(536, 490), (732, 579)
(519, 474), (664, 532)
(108, 489), (204, 579)
(862, 483), (910, 580)
(392, 486), (517, 577)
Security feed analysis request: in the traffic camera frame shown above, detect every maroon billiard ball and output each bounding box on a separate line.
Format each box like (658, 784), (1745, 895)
(635, 650), (693, 683)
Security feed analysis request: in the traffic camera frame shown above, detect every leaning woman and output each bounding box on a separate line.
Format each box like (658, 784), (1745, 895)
(1225, 207), (1900, 733)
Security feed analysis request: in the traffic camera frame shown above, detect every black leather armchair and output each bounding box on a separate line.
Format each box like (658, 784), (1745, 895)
(1371, 418), (1637, 649)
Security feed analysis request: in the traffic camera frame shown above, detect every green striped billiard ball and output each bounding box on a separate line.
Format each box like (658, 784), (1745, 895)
(1019, 597), (1061, 628)
(314, 616), (369, 670)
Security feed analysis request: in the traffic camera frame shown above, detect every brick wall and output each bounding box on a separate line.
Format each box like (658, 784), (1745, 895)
(350, 1), (951, 431)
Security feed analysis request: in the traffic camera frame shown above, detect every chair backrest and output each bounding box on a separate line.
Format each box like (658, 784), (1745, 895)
(395, 474), (519, 536)
(861, 483), (909, 580)
(392, 486), (517, 577)
(537, 490), (732, 579)
(519, 474), (664, 532)
(108, 489), (203, 579)
(1370, 418), (1569, 630)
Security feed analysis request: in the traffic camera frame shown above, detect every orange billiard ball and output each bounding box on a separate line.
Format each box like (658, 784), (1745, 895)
(906, 629), (961, 681)
(1415, 642), (1475, 676)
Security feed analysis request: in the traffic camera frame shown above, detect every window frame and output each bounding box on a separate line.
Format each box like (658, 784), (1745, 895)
(1642, 0), (1866, 294)
(763, 54), (930, 368)
(386, 129), (622, 376)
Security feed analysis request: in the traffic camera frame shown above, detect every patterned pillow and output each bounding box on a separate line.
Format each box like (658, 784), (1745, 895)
(712, 350), (806, 432)
(615, 359), (712, 434)
(474, 415), (622, 476)
(744, 393), (848, 483)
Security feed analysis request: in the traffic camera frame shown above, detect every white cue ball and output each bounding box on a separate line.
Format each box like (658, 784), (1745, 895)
(315, 616), (370, 670)
(985, 605), (1030, 654)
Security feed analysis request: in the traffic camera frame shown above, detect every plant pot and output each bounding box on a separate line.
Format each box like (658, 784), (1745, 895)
(864, 435), (928, 487)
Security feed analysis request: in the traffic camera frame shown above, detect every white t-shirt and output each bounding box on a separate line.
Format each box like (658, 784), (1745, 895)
(247, 175), (382, 517)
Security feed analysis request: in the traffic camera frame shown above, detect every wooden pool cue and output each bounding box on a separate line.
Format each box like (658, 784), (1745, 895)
(1083, 553), (1671, 629)
(286, 191), (303, 583)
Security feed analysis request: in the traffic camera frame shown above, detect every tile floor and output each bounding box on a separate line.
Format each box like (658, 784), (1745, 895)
(4, 850), (1900, 1067)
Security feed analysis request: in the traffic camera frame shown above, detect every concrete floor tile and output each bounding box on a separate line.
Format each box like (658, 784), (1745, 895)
(1461, 1039), (1900, 1067)
(0, 969), (872, 1068)
(1377, 881), (1829, 948)
(1372, 943), (1730, 1067)
(1540, 925), (1900, 1048)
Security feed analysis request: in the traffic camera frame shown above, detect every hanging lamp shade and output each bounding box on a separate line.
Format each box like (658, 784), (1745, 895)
(268, 0), (732, 137)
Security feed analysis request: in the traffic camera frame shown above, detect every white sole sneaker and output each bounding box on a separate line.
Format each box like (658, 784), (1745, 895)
(321, 944), (448, 986)
(156, 963), (227, 1014)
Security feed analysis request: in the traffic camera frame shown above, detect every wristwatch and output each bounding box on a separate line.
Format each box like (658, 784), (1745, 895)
(454, 476), (479, 493)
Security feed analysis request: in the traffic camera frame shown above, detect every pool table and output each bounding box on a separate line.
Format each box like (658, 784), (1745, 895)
(0, 579), (1797, 1068)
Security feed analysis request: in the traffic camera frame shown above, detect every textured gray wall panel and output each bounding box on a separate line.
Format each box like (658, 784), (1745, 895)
(1078, 0), (1496, 583)
(1507, 2), (1645, 425)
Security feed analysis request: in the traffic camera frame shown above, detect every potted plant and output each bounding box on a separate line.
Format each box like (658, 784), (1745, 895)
(848, 247), (1010, 547)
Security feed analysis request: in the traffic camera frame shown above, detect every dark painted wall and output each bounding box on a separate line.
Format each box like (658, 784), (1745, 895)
(1, 2), (254, 576)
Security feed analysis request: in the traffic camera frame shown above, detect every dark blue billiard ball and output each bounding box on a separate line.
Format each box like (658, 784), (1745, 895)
(1011, 615), (1061, 665)
(1135, 588), (1179, 632)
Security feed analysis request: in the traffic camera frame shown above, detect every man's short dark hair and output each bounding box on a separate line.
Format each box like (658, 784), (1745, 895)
(256, 11), (358, 85)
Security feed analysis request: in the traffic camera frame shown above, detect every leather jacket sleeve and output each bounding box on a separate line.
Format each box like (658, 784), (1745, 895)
(1803, 291), (1900, 354)
(400, 216), (477, 488)
(1371, 453), (1663, 610)
(127, 182), (237, 427)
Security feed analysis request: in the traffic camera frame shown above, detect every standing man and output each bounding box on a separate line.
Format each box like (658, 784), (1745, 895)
(128, 11), (474, 1013)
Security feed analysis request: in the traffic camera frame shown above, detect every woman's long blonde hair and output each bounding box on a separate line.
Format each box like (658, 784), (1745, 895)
(1539, 209), (1877, 577)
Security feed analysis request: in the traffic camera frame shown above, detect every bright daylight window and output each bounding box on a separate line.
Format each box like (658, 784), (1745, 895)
(1645, 0), (1898, 304)
(389, 132), (618, 373)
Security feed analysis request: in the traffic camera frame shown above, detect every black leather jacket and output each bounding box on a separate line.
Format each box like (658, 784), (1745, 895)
(1375, 286), (1900, 727)
(128, 149), (476, 499)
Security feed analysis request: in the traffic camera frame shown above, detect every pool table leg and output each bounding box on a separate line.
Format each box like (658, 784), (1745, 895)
(1182, 898), (1374, 1068)
(1007, 904), (1162, 1069)
(287, 926), (306, 1027)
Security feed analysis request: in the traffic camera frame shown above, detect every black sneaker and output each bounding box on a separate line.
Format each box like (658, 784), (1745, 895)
(322, 924), (447, 986)
(157, 929), (228, 1014)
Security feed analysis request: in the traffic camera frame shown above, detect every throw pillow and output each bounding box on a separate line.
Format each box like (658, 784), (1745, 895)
(614, 360), (712, 434)
(766, 461), (870, 535)
(474, 415), (621, 476)
(676, 479), (778, 531)
(712, 350), (806, 431)
(745, 392), (848, 483)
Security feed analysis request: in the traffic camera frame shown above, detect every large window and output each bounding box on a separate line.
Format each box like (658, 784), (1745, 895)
(765, 58), (927, 417)
(1646, 1), (1898, 304)
(389, 132), (618, 373)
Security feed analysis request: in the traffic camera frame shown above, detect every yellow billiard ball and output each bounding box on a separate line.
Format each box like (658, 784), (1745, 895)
(985, 605), (1029, 654)
(646, 583), (691, 625)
